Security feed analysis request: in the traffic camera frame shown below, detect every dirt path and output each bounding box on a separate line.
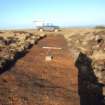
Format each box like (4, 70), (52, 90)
(0, 35), (80, 105)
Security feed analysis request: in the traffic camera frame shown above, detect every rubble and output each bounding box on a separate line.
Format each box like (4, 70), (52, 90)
(64, 29), (105, 95)
(0, 31), (45, 69)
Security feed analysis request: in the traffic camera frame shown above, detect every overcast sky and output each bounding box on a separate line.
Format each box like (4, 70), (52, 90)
(0, 0), (105, 29)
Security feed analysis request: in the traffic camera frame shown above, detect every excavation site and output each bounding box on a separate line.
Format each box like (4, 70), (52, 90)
(0, 29), (105, 105)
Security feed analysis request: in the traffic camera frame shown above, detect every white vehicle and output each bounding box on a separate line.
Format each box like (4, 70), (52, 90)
(37, 25), (60, 32)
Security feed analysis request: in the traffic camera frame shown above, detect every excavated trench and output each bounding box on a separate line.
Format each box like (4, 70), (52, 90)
(0, 34), (80, 105)
(0, 34), (104, 105)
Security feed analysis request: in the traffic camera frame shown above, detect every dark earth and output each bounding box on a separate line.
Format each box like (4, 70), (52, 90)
(0, 35), (80, 105)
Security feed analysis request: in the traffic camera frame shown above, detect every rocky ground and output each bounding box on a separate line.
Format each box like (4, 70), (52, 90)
(64, 29), (105, 100)
(64, 29), (105, 84)
(0, 31), (45, 69)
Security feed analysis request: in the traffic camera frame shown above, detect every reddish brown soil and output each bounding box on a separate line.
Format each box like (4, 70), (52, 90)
(0, 35), (80, 105)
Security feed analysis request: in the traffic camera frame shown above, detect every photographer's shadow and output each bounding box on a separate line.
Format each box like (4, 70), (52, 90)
(75, 52), (104, 105)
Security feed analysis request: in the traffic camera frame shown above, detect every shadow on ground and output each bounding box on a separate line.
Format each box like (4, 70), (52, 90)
(0, 50), (29, 74)
(75, 52), (105, 105)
